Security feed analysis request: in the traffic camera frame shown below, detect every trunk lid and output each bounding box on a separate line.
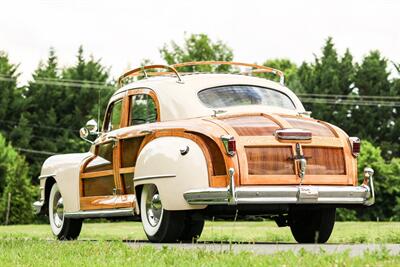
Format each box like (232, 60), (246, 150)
(218, 113), (354, 185)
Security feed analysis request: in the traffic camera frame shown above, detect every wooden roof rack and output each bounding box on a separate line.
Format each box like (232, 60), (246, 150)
(117, 61), (285, 87)
(117, 64), (183, 87)
(172, 61), (285, 85)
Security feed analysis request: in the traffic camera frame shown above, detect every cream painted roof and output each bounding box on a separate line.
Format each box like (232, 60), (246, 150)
(114, 74), (306, 121)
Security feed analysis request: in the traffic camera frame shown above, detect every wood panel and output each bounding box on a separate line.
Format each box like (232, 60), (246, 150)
(191, 133), (226, 176)
(283, 117), (335, 137)
(245, 146), (294, 175)
(122, 173), (135, 194)
(120, 137), (144, 168)
(80, 194), (135, 210)
(82, 175), (115, 196)
(244, 175), (351, 185)
(302, 147), (346, 175)
(222, 116), (279, 136)
(209, 175), (228, 187)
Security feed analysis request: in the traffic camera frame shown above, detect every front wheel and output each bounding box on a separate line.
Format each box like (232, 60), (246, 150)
(289, 207), (336, 243)
(49, 183), (82, 240)
(140, 184), (185, 243)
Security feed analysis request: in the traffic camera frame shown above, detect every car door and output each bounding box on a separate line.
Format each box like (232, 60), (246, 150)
(79, 93), (133, 210)
(117, 89), (160, 204)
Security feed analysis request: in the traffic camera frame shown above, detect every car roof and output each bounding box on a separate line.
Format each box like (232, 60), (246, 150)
(114, 73), (305, 121)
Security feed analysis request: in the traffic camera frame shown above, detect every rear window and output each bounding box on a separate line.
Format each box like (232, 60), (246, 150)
(198, 85), (296, 110)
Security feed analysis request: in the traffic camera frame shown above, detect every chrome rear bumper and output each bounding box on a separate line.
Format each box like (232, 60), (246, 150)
(184, 168), (375, 206)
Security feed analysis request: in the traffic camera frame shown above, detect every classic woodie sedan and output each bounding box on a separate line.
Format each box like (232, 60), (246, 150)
(34, 61), (375, 243)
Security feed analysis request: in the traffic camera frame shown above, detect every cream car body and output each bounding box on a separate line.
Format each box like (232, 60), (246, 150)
(34, 62), (375, 243)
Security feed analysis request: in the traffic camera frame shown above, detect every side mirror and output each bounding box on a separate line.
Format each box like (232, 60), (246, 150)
(80, 119), (99, 144)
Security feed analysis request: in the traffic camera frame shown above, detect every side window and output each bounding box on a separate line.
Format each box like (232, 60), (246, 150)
(105, 100), (123, 132)
(129, 94), (157, 126)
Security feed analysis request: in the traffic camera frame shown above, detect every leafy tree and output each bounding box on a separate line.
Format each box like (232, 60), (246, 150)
(160, 33), (234, 72)
(0, 134), (34, 224)
(262, 58), (302, 93)
(356, 140), (400, 221)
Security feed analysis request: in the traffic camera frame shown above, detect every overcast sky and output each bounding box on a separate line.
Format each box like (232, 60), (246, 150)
(1, 0), (399, 83)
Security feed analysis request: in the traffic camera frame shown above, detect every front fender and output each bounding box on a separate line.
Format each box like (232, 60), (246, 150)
(134, 137), (208, 211)
(40, 152), (92, 213)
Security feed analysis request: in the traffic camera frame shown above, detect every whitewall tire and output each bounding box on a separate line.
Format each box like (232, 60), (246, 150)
(48, 183), (83, 240)
(140, 184), (185, 243)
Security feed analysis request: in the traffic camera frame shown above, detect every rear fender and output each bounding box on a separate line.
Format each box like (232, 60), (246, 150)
(134, 137), (208, 211)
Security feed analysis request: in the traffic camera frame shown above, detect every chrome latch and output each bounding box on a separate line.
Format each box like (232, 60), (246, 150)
(293, 143), (307, 184)
(297, 158), (307, 182)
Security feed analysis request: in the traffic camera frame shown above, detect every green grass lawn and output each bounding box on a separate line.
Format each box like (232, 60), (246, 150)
(0, 221), (399, 266)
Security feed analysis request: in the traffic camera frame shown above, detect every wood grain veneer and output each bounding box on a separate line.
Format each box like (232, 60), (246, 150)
(223, 116), (279, 136)
(246, 146), (295, 175)
(283, 117), (335, 137)
(302, 147), (346, 175)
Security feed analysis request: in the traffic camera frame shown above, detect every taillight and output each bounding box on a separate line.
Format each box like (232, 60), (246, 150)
(221, 135), (236, 156)
(349, 137), (361, 157)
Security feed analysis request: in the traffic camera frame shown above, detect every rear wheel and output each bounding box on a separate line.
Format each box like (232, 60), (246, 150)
(140, 184), (185, 243)
(180, 216), (204, 242)
(289, 208), (336, 243)
(49, 183), (82, 240)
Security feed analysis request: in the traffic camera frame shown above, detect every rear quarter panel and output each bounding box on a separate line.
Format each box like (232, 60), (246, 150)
(134, 136), (208, 211)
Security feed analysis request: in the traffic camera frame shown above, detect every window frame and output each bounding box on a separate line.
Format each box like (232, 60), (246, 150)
(102, 93), (126, 132)
(197, 84), (297, 110)
(127, 88), (160, 126)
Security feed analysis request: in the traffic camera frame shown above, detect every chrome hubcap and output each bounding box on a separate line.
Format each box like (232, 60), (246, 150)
(145, 186), (162, 227)
(52, 191), (64, 228)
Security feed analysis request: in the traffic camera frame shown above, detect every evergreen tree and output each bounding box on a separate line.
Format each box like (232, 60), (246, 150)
(350, 51), (392, 155)
(0, 51), (22, 141)
(262, 58), (302, 93)
(0, 134), (34, 224)
(297, 37), (354, 126)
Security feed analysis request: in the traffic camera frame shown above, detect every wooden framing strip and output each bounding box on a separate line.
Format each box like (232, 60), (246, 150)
(239, 136), (343, 147)
(81, 170), (113, 179)
(242, 175), (352, 185)
(120, 167), (135, 174)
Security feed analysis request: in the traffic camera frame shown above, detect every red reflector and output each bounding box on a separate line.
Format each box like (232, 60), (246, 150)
(353, 142), (360, 154)
(221, 135), (236, 156)
(228, 139), (236, 154)
(349, 137), (361, 157)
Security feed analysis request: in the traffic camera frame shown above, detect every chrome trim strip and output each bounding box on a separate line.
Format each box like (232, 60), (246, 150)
(38, 174), (56, 180)
(133, 174), (176, 182)
(184, 184), (374, 206)
(64, 208), (134, 219)
(277, 135), (312, 140)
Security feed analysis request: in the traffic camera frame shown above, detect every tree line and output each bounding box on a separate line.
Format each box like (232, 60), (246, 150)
(0, 33), (399, 223)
